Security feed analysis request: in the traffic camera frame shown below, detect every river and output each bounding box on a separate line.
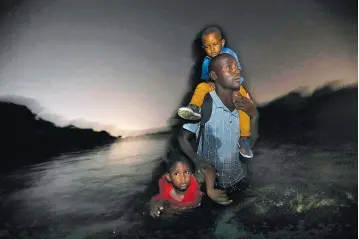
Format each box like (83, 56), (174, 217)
(0, 136), (357, 238)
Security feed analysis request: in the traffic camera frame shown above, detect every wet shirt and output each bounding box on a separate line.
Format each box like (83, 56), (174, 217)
(152, 174), (202, 209)
(201, 47), (244, 83)
(183, 91), (246, 189)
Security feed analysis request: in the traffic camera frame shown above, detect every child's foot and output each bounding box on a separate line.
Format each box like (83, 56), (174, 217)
(238, 137), (253, 158)
(178, 104), (201, 121)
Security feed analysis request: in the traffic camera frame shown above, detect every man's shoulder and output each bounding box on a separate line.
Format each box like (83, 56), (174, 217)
(183, 120), (200, 133)
(209, 90), (216, 97)
(208, 91), (222, 108)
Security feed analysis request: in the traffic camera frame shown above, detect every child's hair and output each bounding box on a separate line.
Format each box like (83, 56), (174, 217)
(165, 148), (194, 173)
(201, 26), (223, 41)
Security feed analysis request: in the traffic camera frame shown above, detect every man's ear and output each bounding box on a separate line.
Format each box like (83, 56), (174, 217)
(209, 71), (217, 82)
(165, 173), (171, 182)
(221, 39), (225, 47)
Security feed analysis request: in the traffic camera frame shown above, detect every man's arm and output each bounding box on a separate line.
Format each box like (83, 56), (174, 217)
(177, 128), (232, 205)
(177, 128), (217, 191)
(177, 128), (209, 170)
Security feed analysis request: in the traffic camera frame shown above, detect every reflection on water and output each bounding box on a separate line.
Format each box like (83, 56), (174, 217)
(0, 136), (357, 239)
(1, 137), (168, 238)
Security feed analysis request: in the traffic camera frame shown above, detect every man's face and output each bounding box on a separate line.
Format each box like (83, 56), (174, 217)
(212, 55), (242, 90)
(166, 162), (192, 192)
(202, 33), (225, 58)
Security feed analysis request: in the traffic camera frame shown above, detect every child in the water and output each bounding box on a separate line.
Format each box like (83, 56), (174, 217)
(149, 151), (203, 218)
(177, 26), (254, 158)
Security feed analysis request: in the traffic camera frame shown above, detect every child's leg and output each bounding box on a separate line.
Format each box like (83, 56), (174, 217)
(239, 110), (250, 137)
(238, 109), (253, 158)
(237, 86), (253, 158)
(238, 85), (251, 137)
(189, 82), (215, 108)
(178, 82), (215, 121)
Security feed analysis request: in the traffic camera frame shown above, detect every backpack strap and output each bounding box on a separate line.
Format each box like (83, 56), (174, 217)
(195, 93), (213, 152)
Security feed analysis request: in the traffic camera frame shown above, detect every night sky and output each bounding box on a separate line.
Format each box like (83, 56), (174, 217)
(0, 0), (357, 137)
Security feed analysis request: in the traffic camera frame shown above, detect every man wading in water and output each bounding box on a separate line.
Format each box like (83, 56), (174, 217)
(178, 53), (259, 204)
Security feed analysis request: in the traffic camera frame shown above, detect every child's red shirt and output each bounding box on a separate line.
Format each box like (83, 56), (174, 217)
(152, 174), (202, 209)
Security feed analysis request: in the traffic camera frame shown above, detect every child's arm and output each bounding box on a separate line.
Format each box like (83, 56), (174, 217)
(149, 196), (167, 218)
(200, 58), (211, 81)
(150, 197), (166, 217)
(149, 176), (170, 218)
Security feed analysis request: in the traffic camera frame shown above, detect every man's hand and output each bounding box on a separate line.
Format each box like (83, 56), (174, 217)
(233, 92), (258, 118)
(207, 188), (233, 206)
(149, 199), (166, 218)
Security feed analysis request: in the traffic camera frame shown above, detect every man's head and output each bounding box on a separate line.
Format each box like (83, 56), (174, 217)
(165, 149), (193, 192)
(209, 53), (242, 91)
(201, 27), (225, 58)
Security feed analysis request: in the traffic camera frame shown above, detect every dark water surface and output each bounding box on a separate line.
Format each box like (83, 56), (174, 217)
(0, 136), (357, 239)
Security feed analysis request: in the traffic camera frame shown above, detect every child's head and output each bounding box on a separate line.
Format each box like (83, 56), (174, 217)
(165, 149), (194, 192)
(201, 26), (225, 59)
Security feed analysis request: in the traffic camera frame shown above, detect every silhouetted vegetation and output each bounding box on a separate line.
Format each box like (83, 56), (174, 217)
(258, 84), (357, 146)
(0, 101), (117, 170)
